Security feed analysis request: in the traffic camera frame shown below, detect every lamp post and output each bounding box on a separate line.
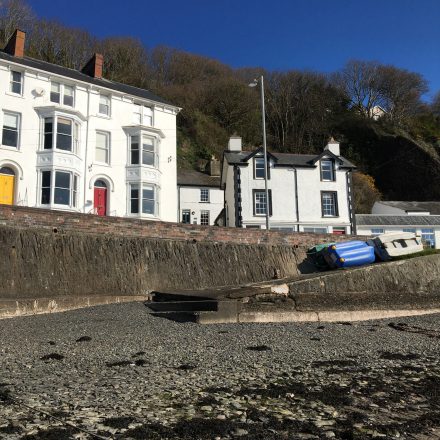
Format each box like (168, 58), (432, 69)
(249, 75), (270, 230)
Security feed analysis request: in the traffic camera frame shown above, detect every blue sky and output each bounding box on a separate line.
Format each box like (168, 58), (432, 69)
(28, 0), (440, 99)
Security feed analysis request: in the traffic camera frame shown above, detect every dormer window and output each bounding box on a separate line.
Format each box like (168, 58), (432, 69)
(254, 157), (265, 179)
(50, 82), (75, 107)
(320, 159), (335, 181)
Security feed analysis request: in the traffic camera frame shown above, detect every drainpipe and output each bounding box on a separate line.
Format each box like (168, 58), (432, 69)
(83, 86), (91, 213)
(177, 185), (180, 223)
(294, 168), (300, 232)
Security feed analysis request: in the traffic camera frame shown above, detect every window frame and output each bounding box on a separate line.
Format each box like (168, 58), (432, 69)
(10, 70), (23, 95)
(98, 94), (111, 117)
(370, 228), (384, 235)
(320, 159), (335, 182)
(200, 188), (210, 203)
(130, 134), (157, 167)
(1, 111), (20, 149)
(133, 103), (154, 126)
(42, 115), (80, 154)
(253, 189), (272, 217)
(129, 183), (158, 217)
(95, 131), (111, 165)
(254, 157), (267, 180)
(39, 169), (79, 209)
(321, 191), (339, 217)
(421, 228), (435, 248)
(200, 210), (210, 226)
(49, 81), (75, 108)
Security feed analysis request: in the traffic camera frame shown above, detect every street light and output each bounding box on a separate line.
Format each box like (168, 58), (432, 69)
(249, 76), (270, 230)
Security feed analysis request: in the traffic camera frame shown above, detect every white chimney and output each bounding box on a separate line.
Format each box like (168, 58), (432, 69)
(325, 137), (340, 156)
(228, 136), (242, 152)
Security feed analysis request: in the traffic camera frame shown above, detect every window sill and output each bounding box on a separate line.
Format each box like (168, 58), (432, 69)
(199, 201), (210, 204)
(96, 113), (111, 119)
(321, 179), (336, 182)
(39, 204), (79, 211)
(92, 162), (111, 168)
(5, 91), (24, 99)
(0, 145), (21, 152)
(322, 215), (340, 218)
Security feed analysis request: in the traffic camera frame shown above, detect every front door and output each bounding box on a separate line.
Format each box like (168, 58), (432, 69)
(0, 167), (15, 205)
(94, 180), (107, 216)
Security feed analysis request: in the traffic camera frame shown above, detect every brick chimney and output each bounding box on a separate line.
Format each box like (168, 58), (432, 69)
(4, 29), (26, 58)
(81, 53), (104, 79)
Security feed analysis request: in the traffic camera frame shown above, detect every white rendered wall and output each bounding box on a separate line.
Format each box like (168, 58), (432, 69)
(0, 58), (178, 222)
(179, 186), (224, 225)
(356, 225), (440, 249)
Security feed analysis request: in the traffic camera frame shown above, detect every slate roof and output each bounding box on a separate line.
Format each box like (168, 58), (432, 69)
(0, 51), (175, 107)
(177, 169), (221, 187)
(223, 150), (356, 168)
(376, 201), (440, 215)
(356, 214), (440, 226)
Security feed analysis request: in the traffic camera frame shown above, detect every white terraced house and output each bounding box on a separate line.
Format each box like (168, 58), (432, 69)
(221, 136), (356, 234)
(0, 30), (180, 221)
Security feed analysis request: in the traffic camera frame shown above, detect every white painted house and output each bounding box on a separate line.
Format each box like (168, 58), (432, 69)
(0, 30), (180, 222)
(177, 158), (224, 226)
(221, 136), (356, 233)
(356, 201), (440, 248)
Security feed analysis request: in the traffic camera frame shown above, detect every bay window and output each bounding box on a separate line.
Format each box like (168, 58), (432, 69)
(40, 170), (78, 208)
(43, 116), (79, 153)
(130, 183), (157, 216)
(130, 135), (156, 166)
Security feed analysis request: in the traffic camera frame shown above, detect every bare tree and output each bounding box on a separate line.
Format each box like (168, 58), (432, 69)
(0, 0), (34, 45)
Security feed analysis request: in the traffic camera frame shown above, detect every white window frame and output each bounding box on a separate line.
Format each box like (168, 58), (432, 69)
(99, 94), (111, 117)
(133, 103), (154, 126)
(95, 131), (111, 165)
(39, 169), (79, 209)
(200, 210), (210, 225)
(129, 183), (159, 217)
(42, 115), (80, 154)
(130, 134), (157, 167)
(10, 70), (23, 95)
(254, 190), (267, 216)
(50, 81), (75, 107)
(321, 191), (338, 217)
(200, 188), (209, 203)
(320, 159), (335, 182)
(254, 157), (266, 179)
(371, 228), (384, 235)
(421, 228), (435, 248)
(303, 227), (328, 234)
(1, 111), (21, 149)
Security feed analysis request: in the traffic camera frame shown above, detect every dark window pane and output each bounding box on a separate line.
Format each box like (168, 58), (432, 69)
(57, 119), (72, 135)
(12, 71), (21, 82)
(12, 82), (21, 94)
(142, 199), (154, 214)
(41, 187), (51, 204)
(142, 188), (154, 199)
(130, 199), (139, 213)
(50, 92), (60, 103)
(42, 171), (51, 187)
(44, 119), (53, 132)
(142, 150), (154, 166)
(131, 188), (139, 198)
(131, 149), (139, 164)
(0, 167), (15, 176)
(56, 134), (72, 151)
(55, 172), (70, 188)
(2, 129), (18, 147)
(94, 180), (107, 188)
(44, 134), (53, 149)
(63, 95), (74, 107)
(54, 188), (70, 205)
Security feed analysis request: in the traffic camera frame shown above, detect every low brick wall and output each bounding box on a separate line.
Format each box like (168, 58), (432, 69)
(0, 205), (363, 247)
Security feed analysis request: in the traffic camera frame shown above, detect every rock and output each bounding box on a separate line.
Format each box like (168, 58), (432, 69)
(232, 428), (248, 437)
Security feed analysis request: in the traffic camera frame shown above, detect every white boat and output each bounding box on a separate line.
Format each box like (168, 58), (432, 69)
(368, 232), (424, 260)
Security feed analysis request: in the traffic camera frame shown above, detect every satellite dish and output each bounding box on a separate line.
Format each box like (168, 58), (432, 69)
(34, 87), (45, 96)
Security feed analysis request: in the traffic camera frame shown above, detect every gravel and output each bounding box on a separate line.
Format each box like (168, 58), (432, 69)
(0, 302), (440, 439)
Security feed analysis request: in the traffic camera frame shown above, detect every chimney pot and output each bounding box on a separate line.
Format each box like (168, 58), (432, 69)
(325, 137), (340, 156)
(81, 53), (104, 79)
(4, 29), (26, 58)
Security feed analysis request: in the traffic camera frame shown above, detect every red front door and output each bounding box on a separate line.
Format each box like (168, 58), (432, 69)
(94, 187), (107, 216)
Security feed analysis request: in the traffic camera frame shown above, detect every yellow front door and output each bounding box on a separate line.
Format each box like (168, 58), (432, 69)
(0, 174), (15, 205)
